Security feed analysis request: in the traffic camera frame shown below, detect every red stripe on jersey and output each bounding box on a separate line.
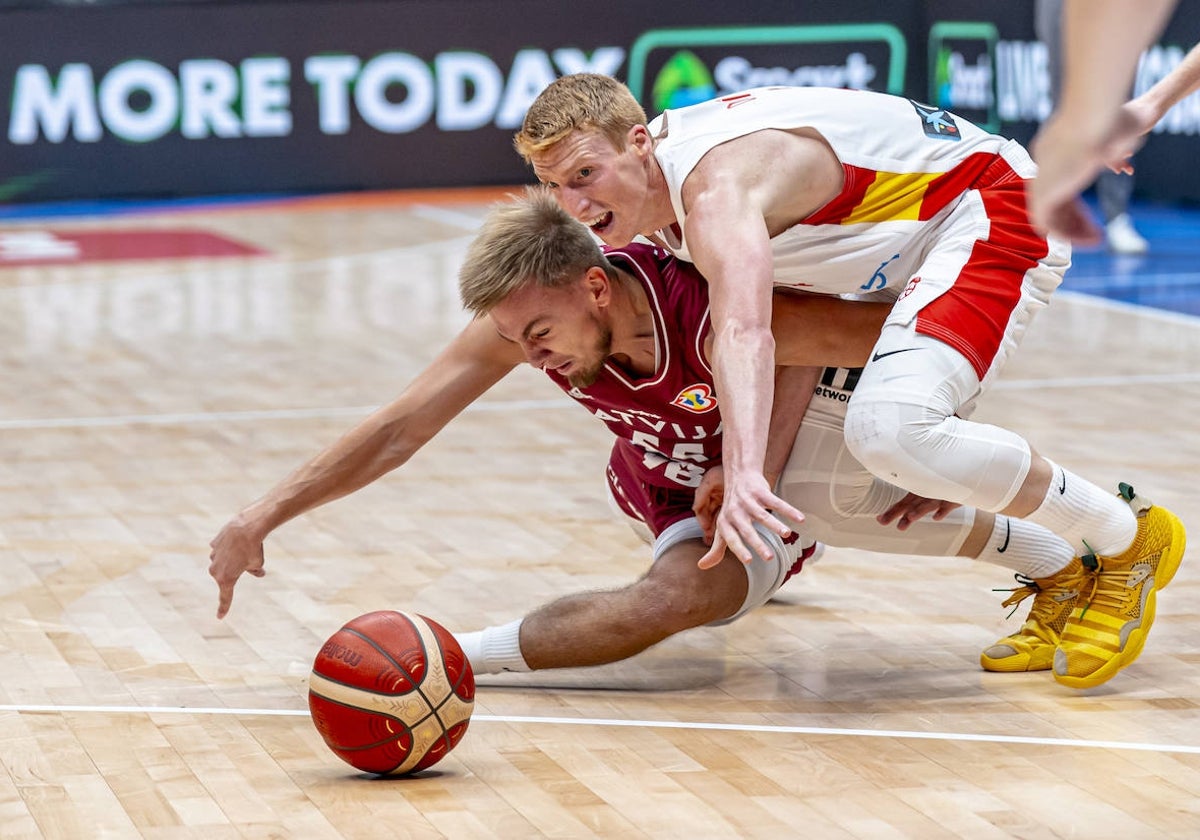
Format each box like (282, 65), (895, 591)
(914, 179), (1048, 378)
(917, 151), (1002, 221)
(803, 163), (877, 226)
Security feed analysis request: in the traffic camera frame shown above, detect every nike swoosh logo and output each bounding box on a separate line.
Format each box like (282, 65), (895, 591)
(870, 348), (920, 363)
(996, 519), (1011, 553)
(1058, 472), (1067, 494)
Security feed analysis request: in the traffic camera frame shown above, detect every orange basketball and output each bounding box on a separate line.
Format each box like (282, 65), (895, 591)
(308, 610), (475, 775)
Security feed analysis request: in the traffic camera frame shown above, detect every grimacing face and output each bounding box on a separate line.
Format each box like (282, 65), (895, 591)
(488, 274), (613, 388)
(530, 126), (656, 248)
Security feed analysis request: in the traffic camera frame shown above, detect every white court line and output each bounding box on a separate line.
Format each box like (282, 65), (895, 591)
(1056, 288), (1200, 326)
(0, 232), (478, 291)
(1066, 270), (1200, 286)
(1, 703), (1197, 756)
(0, 399), (573, 431)
(2, 288), (1197, 432)
(990, 370), (1200, 391)
(409, 203), (490, 231)
(5, 362), (1200, 432)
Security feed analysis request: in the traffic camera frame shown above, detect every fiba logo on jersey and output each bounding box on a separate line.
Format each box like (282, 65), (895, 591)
(671, 384), (717, 413)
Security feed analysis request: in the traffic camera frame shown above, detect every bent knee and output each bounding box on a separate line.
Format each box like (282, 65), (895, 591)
(641, 557), (747, 631)
(844, 395), (910, 478)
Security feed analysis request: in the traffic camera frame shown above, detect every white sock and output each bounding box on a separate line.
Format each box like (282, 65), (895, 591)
(453, 619), (529, 676)
(1024, 461), (1137, 557)
(978, 515), (1075, 579)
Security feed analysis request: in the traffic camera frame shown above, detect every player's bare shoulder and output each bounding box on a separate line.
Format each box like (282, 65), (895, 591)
(684, 129), (842, 232)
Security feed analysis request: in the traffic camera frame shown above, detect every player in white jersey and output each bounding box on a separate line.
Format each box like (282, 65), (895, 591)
(210, 190), (1088, 681)
(516, 74), (1186, 689)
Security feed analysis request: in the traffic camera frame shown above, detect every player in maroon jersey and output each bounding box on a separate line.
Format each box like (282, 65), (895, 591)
(209, 190), (1117, 680)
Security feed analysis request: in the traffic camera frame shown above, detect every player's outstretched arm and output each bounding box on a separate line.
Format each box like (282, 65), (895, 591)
(209, 319), (522, 618)
(770, 294), (892, 369)
(1029, 0), (1178, 239)
(1106, 40), (1200, 174)
(685, 137), (846, 567)
(688, 203), (798, 567)
(1137, 39), (1200, 122)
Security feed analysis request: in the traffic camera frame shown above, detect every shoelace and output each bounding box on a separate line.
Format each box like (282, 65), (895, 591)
(1077, 561), (1138, 616)
(995, 569), (1087, 623)
(995, 575), (1040, 619)
(1075, 544), (1122, 619)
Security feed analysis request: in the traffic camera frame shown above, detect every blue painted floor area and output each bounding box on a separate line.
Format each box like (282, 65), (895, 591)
(1065, 200), (1200, 318)
(0, 192), (297, 220)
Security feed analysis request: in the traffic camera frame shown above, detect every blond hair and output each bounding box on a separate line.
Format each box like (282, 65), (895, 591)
(513, 73), (648, 161)
(458, 187), (616, 315)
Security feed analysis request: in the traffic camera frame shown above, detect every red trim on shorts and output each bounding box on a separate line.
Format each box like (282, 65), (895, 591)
(803, 163), (876, 225)
(914, 178), (1049, 378)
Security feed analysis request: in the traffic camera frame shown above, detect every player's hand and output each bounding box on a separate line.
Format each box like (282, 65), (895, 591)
(876, 492), (961, 531)
(1102, 98), (1158, 175)
(1028, 119), (1107, 246)
(697, 469), (804, 569)
(1029, 107), (1153, 245)
(208, 516), (268, 619)
(692, 465), (725, 544)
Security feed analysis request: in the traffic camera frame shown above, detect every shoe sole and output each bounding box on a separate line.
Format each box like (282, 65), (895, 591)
(1053, 508), (1187, 689)
(980, 650), (1054, 672)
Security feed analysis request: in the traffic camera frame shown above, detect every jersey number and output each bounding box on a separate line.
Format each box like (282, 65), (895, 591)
(632, 432), (707, 488)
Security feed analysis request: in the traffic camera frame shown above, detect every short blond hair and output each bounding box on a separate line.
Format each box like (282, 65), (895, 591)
(458, 187), (616, 316)
(513, 73), (648, 161)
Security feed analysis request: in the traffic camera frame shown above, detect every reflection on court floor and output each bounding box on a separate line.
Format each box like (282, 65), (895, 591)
(0, 189), (1197, 839)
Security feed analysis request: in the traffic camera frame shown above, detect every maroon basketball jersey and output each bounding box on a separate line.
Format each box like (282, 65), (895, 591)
(542, 244), (723, 535)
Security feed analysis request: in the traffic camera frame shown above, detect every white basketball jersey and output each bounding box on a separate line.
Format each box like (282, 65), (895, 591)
(649, 85), (1040, 301)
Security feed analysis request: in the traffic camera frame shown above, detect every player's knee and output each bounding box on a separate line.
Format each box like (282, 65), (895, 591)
(640, 558), (745, 632)
(844, 394), (906, 478)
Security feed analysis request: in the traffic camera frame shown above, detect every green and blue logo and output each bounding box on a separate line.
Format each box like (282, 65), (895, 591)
(628, 24), (907, 114)
(650, 50), (716, 112)
(928, 21), (999, 131)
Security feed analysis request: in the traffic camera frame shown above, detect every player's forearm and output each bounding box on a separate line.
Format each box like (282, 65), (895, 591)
(711, 325), (775, 474)
(764, 365), (820, 488)
(771, 294), (890, 367)
(1137, 41), (1200, 124)
(1057, 0), (1176, 138)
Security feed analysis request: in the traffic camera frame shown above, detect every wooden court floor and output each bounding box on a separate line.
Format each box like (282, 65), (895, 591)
(1, 189), (1199, 839)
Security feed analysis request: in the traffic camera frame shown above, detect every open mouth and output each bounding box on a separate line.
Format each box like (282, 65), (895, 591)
(586, 211), (613, 234)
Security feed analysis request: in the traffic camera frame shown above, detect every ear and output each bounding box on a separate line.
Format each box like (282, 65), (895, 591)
(627, 124), (653, 157)
(583, 266), (612, 308)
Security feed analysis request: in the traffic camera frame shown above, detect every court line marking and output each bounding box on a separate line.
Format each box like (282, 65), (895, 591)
(5, 364), (1200, 432)
(1057, 288), (1200, 325)
(1, 703), (1197, 756)
(1065, 270), (1200, 286)
(0, 399), (573, 430)
(989, 370), (1200, 391)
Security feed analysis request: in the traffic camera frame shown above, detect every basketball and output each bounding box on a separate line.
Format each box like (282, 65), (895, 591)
(308, 610), (475, 775)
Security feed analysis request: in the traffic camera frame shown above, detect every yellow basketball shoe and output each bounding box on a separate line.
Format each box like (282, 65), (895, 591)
(1053, 484), (1187, 689)
(980, 558), (1087, 672)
